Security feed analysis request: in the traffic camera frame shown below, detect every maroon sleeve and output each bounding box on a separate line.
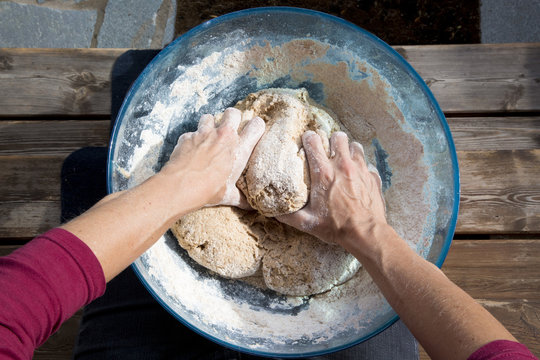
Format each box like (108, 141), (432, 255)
(468, 340), (538, 360)
(0, 228), (106, 360)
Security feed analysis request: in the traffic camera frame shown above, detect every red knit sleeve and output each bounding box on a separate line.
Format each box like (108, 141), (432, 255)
(468, 340), (538, 360)
(0, 228), (106, 360)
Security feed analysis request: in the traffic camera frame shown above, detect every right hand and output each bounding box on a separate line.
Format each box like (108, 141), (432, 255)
(277, 131), (386, 247)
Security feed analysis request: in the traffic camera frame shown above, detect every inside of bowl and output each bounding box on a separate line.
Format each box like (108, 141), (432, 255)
(108, 8), (458, 357)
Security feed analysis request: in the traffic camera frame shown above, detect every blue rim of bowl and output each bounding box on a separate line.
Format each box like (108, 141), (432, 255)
(107, 6), (460, 358)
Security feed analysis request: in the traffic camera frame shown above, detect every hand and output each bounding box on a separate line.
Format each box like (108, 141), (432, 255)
(161, 108), (265, 209)
(277, 131), (385, 247)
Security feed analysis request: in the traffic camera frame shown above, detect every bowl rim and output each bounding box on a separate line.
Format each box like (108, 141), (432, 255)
(106, 6), (460, 358)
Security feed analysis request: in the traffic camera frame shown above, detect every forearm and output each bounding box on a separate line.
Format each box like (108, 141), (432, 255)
(342, 224), (515, 360)
(61, 172), (202, 282)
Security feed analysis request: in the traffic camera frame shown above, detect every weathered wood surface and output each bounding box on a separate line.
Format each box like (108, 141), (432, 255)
(396, 43), (540, 113)
(0, 117), (537, 155)
(0, 120), (111, 238)
(419, 240), (540, 359)
(457, 149), (540, 234)
(0, 120), (110, 155)
(0, 49), (123, 116)
(1, 44), (540, 116)
(449, 117), (540, 151)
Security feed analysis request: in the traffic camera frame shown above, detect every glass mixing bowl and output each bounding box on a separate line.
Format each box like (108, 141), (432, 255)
(107, 7), (459, 358)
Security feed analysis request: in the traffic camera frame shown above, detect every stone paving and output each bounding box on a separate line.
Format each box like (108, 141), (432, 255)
(0, 0), (177, 48)
(480, 0), (540, 43)
(0, 0), (539, 48)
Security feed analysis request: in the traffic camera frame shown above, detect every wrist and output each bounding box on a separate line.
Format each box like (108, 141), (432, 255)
(339, 220), (400, 264)
(149, 172), (206, 220)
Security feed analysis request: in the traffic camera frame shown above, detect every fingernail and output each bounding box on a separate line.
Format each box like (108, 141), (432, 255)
(252, 116), (265, 125)
(225, 107), (241, 115)
(333, 131), (348, 139)
(303, 130), (316, 138)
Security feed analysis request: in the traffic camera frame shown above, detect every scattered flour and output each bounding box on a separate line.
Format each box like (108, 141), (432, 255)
(112, 35), (443, 353)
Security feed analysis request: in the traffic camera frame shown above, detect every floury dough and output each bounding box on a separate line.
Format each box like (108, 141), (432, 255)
(262, 223), (361, 296)
(171, 88), (360, 296)
(171, 207), (265, 278)
(171, 208), (361, 296)
(228, 88), (340, 217)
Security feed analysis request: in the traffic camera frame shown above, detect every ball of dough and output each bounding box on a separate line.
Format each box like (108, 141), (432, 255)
(171, 207), (266, 279)
(261, 222), (361, 296)
(230, 88), (339, 217)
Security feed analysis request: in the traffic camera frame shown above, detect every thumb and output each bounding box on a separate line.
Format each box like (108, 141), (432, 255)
(276, 209), (314, 231)
(219, 187), (252, 209)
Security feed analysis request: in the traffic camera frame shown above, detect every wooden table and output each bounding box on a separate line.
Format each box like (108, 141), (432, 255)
(1, 44), (539, 359)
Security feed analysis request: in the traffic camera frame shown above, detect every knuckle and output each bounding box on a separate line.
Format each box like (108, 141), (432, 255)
(319, 167), (334, 184)
(337, 157), (356, 176)
(218, 124), (235, 137)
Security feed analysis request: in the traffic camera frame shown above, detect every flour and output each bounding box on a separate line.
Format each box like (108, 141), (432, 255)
(116, 35), (443, 352)
(144, 238), (387, 346)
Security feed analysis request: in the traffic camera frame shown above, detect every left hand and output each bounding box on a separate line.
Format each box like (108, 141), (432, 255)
(161, 107), (265, 209)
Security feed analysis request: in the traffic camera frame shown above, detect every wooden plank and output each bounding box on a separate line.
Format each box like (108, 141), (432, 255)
(0, 48), (123, 116)
(0, 155), (63, 201)
(443, 240), (540, 300)
(0, 120), (110, 155)
(396, 43), (540, 113)
(403, 238), (540, 359)
(0, 201), (61, 238)
(1, 45), (539, 116)
(449, 117), (540, 151)
(441, 239), (540, 357)
(457, 149), (540, 234)
(0, 117), (538, 238)
(0, 117), (537, 155)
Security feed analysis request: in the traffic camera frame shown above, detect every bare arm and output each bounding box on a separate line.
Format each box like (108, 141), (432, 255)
(61, 108), (264, 281)
(278, 131), (516, 360)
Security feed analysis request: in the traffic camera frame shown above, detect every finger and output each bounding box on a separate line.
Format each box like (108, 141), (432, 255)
(276, 209), (313, 230)
(220, 187), (251, 209)
(368, 163), (384, 197)
(238, 117), (265, 161)
(220, 107), (242, 132)
(197, 114), (215, 131)
(302, 131), (332, 179)
(234, 191), (252, 210)
(349, 141), (365, 161)
(176, 131), (194, 146)
(315, 129), (331, 156)
(330, 131), (351, 160)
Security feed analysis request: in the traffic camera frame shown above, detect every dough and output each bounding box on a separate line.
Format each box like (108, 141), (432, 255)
(262, 221), (361, 296)
(171, 206), (266, 278)
(171, 88), (361, 296)
(224, 88), (339, 217)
